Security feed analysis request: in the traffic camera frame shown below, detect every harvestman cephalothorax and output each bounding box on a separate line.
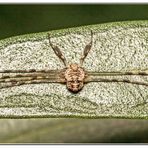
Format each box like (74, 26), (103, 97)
(0, 31), (148, 92)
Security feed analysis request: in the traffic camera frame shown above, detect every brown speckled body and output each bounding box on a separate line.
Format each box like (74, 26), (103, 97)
(64, 64), (86, 92)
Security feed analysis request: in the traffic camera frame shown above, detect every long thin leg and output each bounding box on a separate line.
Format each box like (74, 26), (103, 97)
(48, 33), (68, 67)
(0, 75), (59, 83)
(0, 79), (63, 89)
(0, 69), (66, 89)
(0, 69), (61, 73)
(0, 70), (62, 83)
(0, 72), (66, 89)
(85, 78), (148, 87)
(80, 30), (93, 66)
(86, 70), (148, 76)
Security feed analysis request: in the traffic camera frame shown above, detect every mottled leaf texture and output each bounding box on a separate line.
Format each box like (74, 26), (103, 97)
(0, 21), (147, 118)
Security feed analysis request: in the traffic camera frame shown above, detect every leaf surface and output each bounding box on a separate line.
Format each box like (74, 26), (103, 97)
(0, 21), (147, 118)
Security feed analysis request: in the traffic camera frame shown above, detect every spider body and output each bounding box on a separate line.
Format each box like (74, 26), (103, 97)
(64, 63), (86, 92)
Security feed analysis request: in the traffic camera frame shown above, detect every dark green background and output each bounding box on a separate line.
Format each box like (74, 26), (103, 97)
(0, 4), (148, 39)
(0, 4), (148, 143)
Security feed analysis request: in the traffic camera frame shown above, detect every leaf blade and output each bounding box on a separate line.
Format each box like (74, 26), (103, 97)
(0, 21), (148, 119)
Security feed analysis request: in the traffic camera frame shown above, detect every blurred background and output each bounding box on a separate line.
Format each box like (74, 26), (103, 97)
(0, 4), (148, 143)
(0, 4), (148, 39)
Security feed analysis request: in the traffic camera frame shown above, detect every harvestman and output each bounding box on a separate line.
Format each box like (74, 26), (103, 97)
(0, 31), (147, 92)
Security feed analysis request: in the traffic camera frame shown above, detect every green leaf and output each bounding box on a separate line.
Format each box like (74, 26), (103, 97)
(0, 119), (148, 143)
(0, 21), (147, 119)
